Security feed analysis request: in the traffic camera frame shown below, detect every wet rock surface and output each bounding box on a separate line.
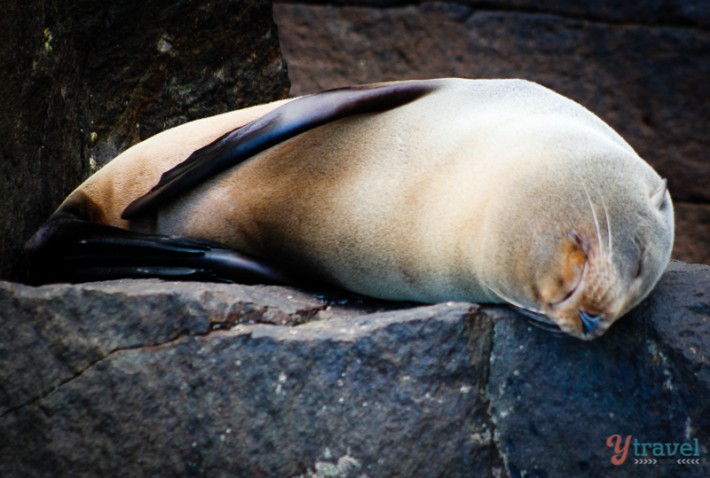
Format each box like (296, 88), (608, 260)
(1, 261), (708, 477)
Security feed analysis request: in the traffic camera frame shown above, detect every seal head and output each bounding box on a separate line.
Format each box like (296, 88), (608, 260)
(476, 131), (674, 340)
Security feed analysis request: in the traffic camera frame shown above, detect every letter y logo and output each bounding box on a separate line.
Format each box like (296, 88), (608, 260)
(606, 434), (632, 465)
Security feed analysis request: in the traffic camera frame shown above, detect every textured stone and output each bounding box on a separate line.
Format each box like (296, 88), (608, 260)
(0, 261), (708, 477)
(279, 1), (710, 28)
(487, 261), (709, 477)
(0, 282), (492, 477)
(0, 280), (328, 416)
(673, 203), (710, 264)
(0, 0), (289, 282)
(273, 1), (710, 263)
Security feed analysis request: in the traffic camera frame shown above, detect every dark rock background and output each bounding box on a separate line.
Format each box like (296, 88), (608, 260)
(1, 261), (708, 477)
(0, 0), (289, 282)
(273, 0), (710, 264)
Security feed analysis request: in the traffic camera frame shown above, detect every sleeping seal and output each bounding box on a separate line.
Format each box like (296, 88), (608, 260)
(26, 78), (674, 340)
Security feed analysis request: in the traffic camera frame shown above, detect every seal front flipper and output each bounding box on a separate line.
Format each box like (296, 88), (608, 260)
(25, 213), (292, 285)
(121, 81), (437, 219)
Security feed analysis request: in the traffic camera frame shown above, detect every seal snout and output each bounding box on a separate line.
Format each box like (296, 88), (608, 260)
(579, 311), (602, 336)
(536, 231), (622, 340)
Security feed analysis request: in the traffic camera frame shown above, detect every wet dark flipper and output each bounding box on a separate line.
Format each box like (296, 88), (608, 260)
(25, 213), (291, 285)
(122, 81), (437, 219)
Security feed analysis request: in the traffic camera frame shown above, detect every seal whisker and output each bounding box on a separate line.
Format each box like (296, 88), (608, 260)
(601, 197), (613, 261)
(513, 307), (563, 334)
(581, 182), (604, 255)
(485, 283), (546, 316)
(484, 283), (562, 331)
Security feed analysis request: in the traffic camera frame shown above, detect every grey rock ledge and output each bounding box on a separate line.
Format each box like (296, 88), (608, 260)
(0, 261), (708, 477)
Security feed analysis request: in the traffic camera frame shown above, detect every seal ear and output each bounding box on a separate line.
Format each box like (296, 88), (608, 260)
(122, 81), (437, 220)
(650, 178), (668, 210)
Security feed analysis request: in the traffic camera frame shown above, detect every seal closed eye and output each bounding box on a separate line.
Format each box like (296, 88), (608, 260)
(26, 78), (674, 341)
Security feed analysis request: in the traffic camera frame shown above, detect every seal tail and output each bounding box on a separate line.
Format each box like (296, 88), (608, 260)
(25, 213), (292, 285)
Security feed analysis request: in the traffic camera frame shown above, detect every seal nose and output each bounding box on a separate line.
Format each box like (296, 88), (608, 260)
(579, 311), (601, 335)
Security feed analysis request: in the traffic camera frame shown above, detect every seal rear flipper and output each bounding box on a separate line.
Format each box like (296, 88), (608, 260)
(25, 213), (292, 285)
(121, 80), (437, 220)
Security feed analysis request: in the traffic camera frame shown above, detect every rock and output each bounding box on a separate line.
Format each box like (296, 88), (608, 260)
(273, 1), (710, 263)
(0, 261), (708, 477)
(0, 280), (328, 416)
(673, 202), (710, 264)
(0, 0), (289, 282)
(487, 261), (710, 477)
(286, 0), (710, 28)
